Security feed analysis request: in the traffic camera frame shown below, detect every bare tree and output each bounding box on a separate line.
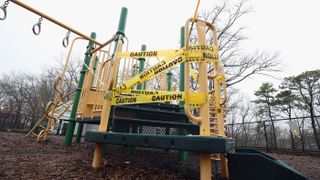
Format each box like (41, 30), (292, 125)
(239, 102), (254, 146)
(274, 86), (298, 150)
(286, 70), (320, 151)
(0, 53), (82, 130)
(254, 82), (278, 148)
(196, 0), (281, 87)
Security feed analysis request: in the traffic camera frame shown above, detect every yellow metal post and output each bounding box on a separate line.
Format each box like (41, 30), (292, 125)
(92, 7), (127, 168)
(196, 21), (212, 180)
(92, 41), (123, 168)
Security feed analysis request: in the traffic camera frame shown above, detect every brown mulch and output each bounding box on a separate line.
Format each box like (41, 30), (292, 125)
(0, 131), (200, 180)
(270, 153), (320, 180)
(0, 131), (319, 179)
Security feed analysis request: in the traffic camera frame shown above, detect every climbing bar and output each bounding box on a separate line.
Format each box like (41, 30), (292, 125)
(91, 35), (116, 54)
(8, 0), (103, 46)
(186, 0), (201, 47)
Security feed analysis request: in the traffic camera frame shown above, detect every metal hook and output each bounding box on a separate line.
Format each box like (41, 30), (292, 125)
(0, 0), (9, 20)
(32, 17), (43, 35)
(62, 31), (70, 48)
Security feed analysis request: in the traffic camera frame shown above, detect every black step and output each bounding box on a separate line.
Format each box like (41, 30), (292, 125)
(122, 103), (180, 112)
(114, 105), (187, 122)
(76, 116), (199, 134)
(85, 131), (233, 153)
(112, 117), (199, 134)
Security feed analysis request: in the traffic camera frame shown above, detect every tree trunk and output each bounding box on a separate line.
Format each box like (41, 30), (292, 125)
(242, 122), (248, 146)
(235, 133), (239, 147)
(298, 118), (305, 152)
(310, 103), (320, 151)
(263, 121), (269, 152)
(267, 103), (278, 148)
(288, 109), (296, 150)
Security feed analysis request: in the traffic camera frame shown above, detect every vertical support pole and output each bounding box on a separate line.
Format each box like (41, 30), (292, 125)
(130, 44), (146, 155)
(178, 26), (188, 161)
(75, 122), (84, 143)
(138, 44), (145, 130)
(165, 71), (173, 137)
(196, 21), (212, 180)
(92, 7), (127, 168)
(56, 119), (62, 135)
(137, 45), (146, 90)
(166, 71), (173, 91)
(64, 32), (96, 146)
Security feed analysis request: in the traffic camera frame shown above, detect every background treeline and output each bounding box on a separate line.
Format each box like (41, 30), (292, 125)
(227, 69), (320, 152)
(0, 58), (81, 130)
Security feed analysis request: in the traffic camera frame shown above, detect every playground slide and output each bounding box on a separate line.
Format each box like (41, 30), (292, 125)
(227, 148), (307, 180)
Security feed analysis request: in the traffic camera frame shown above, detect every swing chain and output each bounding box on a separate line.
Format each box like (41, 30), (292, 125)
(62, 30), (70, 48)
(0, 0), (9, 20)
(32, 16), (43, 35)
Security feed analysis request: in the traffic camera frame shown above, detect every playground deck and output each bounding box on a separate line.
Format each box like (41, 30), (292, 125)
(0, 131), (319, 179)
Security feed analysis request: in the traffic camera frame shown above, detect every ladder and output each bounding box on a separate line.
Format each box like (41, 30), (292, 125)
(26, 101), (72, 141)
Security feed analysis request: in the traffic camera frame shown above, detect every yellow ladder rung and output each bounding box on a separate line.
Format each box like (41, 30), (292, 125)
(39, 124), (46, 129)
(92, 110), (102, 112)
(32, 131), (38, 136)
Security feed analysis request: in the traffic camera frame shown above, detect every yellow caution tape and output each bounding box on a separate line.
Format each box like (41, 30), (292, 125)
(189, 67), (198, 82)
(117, 49), (178, 58)
(116, 44), (218, 59)
(104, 89), (184, 99)
(121, 89), (186, 95)
(116, 49), (184, 90)
(215, 74), (225, 81)
(110, 92), (206, 105)
(115, 45), (219, 90)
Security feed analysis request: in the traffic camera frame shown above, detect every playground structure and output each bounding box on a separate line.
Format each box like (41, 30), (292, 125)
(1, 1), (307, 179)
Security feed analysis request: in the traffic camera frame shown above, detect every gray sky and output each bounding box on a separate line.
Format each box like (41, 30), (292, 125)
(0, 0), (319, 97)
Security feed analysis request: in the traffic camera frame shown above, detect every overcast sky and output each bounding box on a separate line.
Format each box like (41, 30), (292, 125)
(0, 0), (319, 97)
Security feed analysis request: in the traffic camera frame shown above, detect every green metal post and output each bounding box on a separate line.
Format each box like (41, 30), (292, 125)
(75, 122), (84, 143)
(166, 71), (173, 91)
(137, 44), (146, 90)
(179, 27), (185, 103)
(104, 7), (128, 159)
(64, 32), (96, 146)
(179, 27), (188, 161)
(165, 71), (173, 137)
(117, 7), (128, 35)
(114, 7), (128, 86)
